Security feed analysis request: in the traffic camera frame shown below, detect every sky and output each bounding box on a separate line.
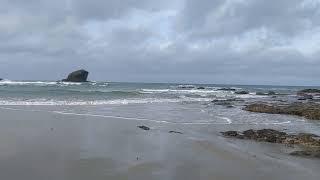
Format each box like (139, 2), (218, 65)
(0, 0), (319, 85)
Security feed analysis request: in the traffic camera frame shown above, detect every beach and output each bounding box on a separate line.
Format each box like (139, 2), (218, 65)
(0, 103), (319, 180)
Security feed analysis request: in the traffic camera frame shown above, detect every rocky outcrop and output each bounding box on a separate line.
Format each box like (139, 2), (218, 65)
(221, 129), (320, 158)
(218, 88), (236, 91)
(197, 87), (205, 90)
(297, 89), (320, 101)
(256, 91), (277, 96)
(298, 89), (320, 94)
(0, 78), (2, 81)
(235, 91), (249, 95)
(62, 69), (89, 82)
(244, 102), (320, 120)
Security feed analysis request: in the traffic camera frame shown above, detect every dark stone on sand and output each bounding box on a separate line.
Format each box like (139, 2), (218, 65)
(218, 88), (236, 91)
(235, 91), (249, 95)
(197, 87), (205, 90)
(169, 131), (183, 134)
(62, 69), (89, 82)
(221, 129), (320, 158)
(244, 102), (320, 120)
(221, 131), (239, 137)
(137, 125), (150, 131)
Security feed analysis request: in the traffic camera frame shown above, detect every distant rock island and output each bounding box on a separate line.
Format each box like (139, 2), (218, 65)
(62, 69), (89, 82)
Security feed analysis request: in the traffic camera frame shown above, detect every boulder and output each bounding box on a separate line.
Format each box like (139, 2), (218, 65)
(197, 87), (205, 90)
(244, 102), (320, 120)
(62, 69), (89, 82)
(0, 78), (2, 81)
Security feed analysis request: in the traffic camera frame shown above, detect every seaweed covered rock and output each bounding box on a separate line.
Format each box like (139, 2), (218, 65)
(244, 102), (320, 120)
(62, 69), (89, 82)
(221, 129), (320, 158)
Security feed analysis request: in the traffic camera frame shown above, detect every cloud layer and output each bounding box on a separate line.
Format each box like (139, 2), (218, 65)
(0, 0), (319, 85)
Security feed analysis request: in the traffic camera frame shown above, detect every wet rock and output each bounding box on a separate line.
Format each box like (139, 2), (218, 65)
(197, 87), (205, 90)
(298, 94), (313, 101)
(218, 88), (236, 91)
(0, 78), (2, 81)
(298, 89), (320, 94)
(222, 129), (320, 158)
(62, 69), (89, 82)
(235, 91), (249, 95)
(244, 102), (320, 120)
(137, 126), (150, 131)
(169, 131), (183, 134)
(255, 91), (277, 96)
(221, 131), (240, 137)
(268, 91), (276, 95)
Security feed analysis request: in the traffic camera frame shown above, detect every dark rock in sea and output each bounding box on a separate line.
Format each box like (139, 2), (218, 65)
(169, 131), (183, 134)
(62, 69), (89, 82)
(298, 89), (320, 94)
(244, 102), (320, 120)
(0, 78), (2, 81)
(218, 88), (236, 91)
(235, 91), (249, 95)
(298, 94), (313, 101)
(221, 129), (320, 158)
(212, 99), (234, 107)
(197, 87), (205, 90)
(137, 125), (150, 131)
(256, 91), (277, 96)
(268, 91), (276, 95)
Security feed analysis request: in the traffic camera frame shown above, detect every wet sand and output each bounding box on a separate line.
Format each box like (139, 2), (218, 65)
(0, 107), (319, 180)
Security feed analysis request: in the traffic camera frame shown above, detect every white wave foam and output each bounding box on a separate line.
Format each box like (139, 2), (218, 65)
(0, 80), (58, 86)
(0, 96), (214, 106)
(217, 116), (233, 124)
(140, 89), (232, 96)
(177, 84), (196, 88)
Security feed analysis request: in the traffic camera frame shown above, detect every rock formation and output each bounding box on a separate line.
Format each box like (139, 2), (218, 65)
(62, 69), (89, 82)
(244, 102), (320, 120)
(221, 129), (320, 158)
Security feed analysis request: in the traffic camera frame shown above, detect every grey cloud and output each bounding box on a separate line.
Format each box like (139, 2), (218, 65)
(0, 0), (319, 85)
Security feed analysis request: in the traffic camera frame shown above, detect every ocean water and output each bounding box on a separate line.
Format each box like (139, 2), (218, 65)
(0, 80), (320, 135)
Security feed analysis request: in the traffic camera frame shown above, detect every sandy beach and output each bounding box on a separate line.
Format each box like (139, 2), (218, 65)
(0, 105), (319, 180)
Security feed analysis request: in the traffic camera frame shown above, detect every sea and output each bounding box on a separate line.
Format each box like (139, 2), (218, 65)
(0, 80), (320, 135)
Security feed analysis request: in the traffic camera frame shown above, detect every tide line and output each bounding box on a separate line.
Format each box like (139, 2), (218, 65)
(0, 107), (230, 125)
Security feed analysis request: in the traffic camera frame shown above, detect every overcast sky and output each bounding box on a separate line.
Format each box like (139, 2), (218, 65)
(0, 0), (319, 85)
